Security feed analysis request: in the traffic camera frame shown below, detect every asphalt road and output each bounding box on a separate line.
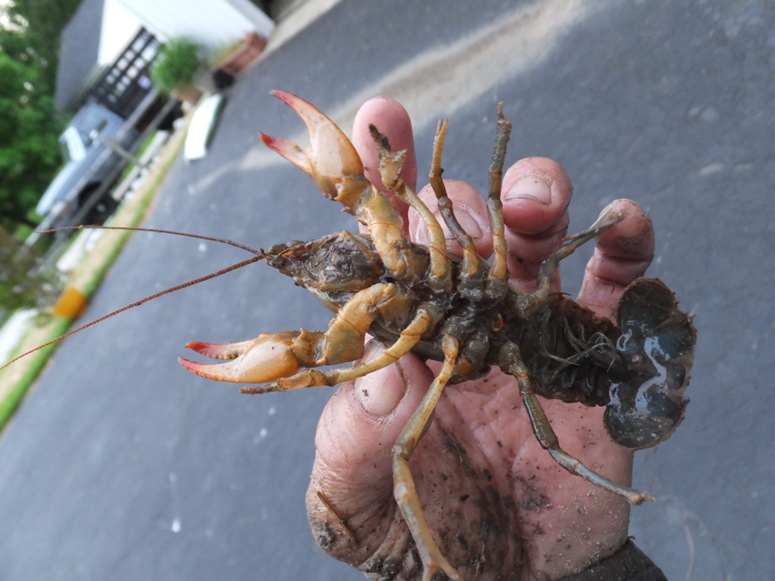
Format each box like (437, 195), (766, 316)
(1, 1), (773, 579)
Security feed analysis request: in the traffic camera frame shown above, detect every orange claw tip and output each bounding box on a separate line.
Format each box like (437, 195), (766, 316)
(269, 88), (298, 105)
(259, 133), (310, 173)
(178, 356), (244, 383)
(184, 341), (209, 352)
(259, 132), (284, 149)
(269, 90), (320, 115)
(184, 340), (253, 360)
(269, 90), (320, 124)
(178, 356), (212, 378)
(259, 132), (275, 147)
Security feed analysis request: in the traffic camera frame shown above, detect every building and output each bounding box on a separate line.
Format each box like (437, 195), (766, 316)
(54, 0), (274, 114)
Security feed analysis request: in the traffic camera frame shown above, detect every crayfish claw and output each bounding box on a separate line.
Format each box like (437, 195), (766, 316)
(267, 90), (370, 211)
(178, 332), (303, 384)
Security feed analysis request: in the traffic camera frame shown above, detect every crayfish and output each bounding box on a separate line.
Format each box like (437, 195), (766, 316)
(171, 92), (696, 580)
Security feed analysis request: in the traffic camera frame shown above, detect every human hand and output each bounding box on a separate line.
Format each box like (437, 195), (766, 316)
(306, 97), (655, 580)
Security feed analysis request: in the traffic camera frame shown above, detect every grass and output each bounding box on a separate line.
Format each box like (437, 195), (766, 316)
(0, 119), (190, 432)
(0, 318), (70, 427)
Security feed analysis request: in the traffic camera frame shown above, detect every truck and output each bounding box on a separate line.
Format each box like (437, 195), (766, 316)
(34, 91), (181, 230)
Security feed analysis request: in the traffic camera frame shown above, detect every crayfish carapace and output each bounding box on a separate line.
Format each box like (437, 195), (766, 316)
(178, 91), (696, 581)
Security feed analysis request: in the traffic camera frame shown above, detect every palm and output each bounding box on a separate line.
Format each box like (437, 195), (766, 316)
(411, 361), (631, 577)
(310, 345), (632, 579)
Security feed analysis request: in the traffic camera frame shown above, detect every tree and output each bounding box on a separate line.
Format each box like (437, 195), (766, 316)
(3, 0), (83, 93)
(0, 1), (83, 230)
(0, 34), (63, 229)
(0, 227), (61, 311)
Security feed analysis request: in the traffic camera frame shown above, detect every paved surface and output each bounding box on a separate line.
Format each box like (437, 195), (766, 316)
(1, 1), (773, 579)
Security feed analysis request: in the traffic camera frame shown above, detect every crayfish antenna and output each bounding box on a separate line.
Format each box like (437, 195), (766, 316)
(37, 225), (263, 256)
(0, 226), (269, 373)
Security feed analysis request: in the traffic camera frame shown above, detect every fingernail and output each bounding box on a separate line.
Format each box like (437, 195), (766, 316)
(354, 346), (406, 417)
(505, 176), (551, 204)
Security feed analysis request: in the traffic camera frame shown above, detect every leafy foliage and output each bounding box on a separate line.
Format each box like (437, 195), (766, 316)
(0, 31), (64, 229)
(150, 38), (204, 96)
(4, 0), (83, 93)
(0, 1), (83, 230)
(0, 227), (61, 311)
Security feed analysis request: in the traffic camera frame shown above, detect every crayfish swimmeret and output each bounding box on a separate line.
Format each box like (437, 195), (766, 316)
(176, 91), (696, 581)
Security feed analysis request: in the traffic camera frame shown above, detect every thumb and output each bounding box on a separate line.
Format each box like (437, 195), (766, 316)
(306, 340), (433, 559)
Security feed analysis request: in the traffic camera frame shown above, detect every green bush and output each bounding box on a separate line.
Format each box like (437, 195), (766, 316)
(0, 228), (61, 311)
(150, 38), (204, 96)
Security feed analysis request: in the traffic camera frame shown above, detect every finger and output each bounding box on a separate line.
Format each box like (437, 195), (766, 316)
(408, 179), (494, 259)
(352, 97), (417, 224)
(577, 199), (655, 320)
(306, 341), (434, 553)
(500, 157), (573, 290)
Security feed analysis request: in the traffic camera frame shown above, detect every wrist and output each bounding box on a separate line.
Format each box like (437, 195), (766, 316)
(558, 540), (667, 581)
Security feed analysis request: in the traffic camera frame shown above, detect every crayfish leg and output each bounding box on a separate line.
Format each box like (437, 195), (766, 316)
(392, 335), (464, 581)
(520, 206), (624, 315)
(485, 103), (512, 296)
(369, 123), (452, 291)
(315, 307), (434, 386)
(428, 119), (479, 281)
(498, 342), (654, 505)
(251, 307), (435, 393)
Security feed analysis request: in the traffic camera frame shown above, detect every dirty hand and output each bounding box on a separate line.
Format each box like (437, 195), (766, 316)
(306, 98), (655, 580)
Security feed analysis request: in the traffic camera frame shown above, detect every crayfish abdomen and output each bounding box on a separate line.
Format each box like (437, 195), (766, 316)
(605, 278), (697, 449)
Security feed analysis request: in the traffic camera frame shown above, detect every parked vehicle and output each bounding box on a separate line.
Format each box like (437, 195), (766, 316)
(35, 103), (137, 226)
(35, 94), (181, 229)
